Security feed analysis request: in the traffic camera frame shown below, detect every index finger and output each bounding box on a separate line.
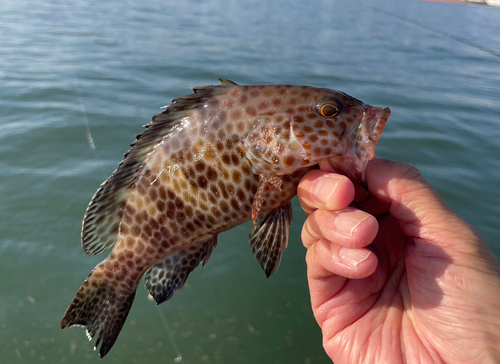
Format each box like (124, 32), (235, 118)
(297, 170), (355, 215)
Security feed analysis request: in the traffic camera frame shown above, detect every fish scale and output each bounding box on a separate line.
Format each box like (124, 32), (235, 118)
(61, 79), (390, 357)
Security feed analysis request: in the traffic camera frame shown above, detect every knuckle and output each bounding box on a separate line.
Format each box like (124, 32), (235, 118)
(397, 162), (423, 182)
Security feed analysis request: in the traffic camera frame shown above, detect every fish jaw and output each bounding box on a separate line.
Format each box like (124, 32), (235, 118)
(366, 106), (391, 147)
(327, 106), (391, 182)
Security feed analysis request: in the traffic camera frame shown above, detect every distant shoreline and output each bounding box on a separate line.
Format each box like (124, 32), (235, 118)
(421, 0), (500, 6)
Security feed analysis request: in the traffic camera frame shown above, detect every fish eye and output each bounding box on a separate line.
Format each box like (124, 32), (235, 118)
(317, 101), (341, 118)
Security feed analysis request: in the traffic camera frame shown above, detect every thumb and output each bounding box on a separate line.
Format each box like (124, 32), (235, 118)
(365, 158), (484, 257)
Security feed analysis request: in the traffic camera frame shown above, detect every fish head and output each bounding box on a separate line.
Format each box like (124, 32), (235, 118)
(242, 86), (390, 182)
(319, 91), (391, 181)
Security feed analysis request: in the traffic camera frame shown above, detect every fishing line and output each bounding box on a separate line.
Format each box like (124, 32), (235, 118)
(71, 58), (184, 360)
(70, 51), (184, 363)
(62, 6), (185, 359)
(367, 5), (500, 60)
(71, 67), (97, 151)
(157, 305), (183, 362)
(65, 49), (108, 180)
(60, 3), (102, 166)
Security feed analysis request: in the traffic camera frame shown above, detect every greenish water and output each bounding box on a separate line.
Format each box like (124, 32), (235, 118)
(1, 0), (499, 363)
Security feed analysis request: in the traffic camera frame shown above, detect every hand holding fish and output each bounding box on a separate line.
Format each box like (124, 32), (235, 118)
(299, 157), (500, 364)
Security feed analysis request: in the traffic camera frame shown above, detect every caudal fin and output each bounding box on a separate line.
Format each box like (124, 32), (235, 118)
(61, 268), (137, 357)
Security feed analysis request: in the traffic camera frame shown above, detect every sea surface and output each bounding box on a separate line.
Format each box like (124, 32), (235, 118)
(1, 0), (499, 363)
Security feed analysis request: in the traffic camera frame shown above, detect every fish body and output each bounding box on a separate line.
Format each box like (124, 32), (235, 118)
(61, 79), (390, 356)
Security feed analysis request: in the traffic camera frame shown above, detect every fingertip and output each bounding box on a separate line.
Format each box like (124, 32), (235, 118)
(337, 247), (377, 274)
(309, 239), (378, 280)
(307, 208), (378, 249)
(298, 170), (354, 213)
(314, 175), (355, 211)
(332, 209), (379, 246)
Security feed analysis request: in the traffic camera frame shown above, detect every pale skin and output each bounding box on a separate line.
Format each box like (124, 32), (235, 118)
(298, 157), (500, 364)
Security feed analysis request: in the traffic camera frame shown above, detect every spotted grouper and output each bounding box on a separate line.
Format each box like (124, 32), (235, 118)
(61, 79), (390, 357)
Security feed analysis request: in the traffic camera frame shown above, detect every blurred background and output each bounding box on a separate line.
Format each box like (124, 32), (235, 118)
(1, 0), (499, 363)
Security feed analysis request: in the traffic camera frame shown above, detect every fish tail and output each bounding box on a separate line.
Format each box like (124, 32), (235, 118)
(61, 264), (137, 357)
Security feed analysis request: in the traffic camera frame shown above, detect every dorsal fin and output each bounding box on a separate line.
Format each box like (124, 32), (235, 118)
(218, 78), (238, 86)
(81, 80), (236, 256)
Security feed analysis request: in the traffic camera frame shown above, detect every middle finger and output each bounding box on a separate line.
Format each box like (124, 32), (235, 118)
(302, 207), (378, 249)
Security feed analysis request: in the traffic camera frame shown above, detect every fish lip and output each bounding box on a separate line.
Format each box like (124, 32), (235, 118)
(350, 105), (391, 180)
(367, 106), (391, 144)
(354, 105), (391, 158)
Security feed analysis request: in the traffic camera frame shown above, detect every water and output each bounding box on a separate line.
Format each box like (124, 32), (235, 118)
(1, 0), (499, 362)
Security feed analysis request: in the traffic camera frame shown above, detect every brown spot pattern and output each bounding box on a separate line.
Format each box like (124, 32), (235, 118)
(62, 80), (388, 358)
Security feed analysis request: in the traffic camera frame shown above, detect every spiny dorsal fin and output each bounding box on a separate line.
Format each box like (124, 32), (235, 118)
(144, 235), (217, 304)
(249, 202), (293, 278)
(81, 81), (235, 256)
(218, 78), (238, 86)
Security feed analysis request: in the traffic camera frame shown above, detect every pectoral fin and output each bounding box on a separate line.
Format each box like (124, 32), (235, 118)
(251, 174), (282, 229)
(249, 202), (293, 278)
(144, 235), (217, 304)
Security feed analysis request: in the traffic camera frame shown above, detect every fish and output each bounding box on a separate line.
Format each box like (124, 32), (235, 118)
(60, 79), (390, 357)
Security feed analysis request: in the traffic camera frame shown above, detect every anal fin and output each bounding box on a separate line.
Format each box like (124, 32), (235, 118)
(144, 235), (217, 304)
(249, 202), (293, 278)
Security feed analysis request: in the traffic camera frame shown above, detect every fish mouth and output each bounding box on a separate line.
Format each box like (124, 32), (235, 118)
(366, 106), (391, 145)
(324, 105), (390, 184)
(354, 105), (391, 161)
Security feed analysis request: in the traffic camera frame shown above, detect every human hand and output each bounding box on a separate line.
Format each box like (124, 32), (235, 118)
(298, 158), (500, 364)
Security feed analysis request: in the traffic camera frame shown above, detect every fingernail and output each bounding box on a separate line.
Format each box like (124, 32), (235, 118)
(313, 177), (342, 206)
(338, 247), (371, 268)
(334, 211), (369, 236)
